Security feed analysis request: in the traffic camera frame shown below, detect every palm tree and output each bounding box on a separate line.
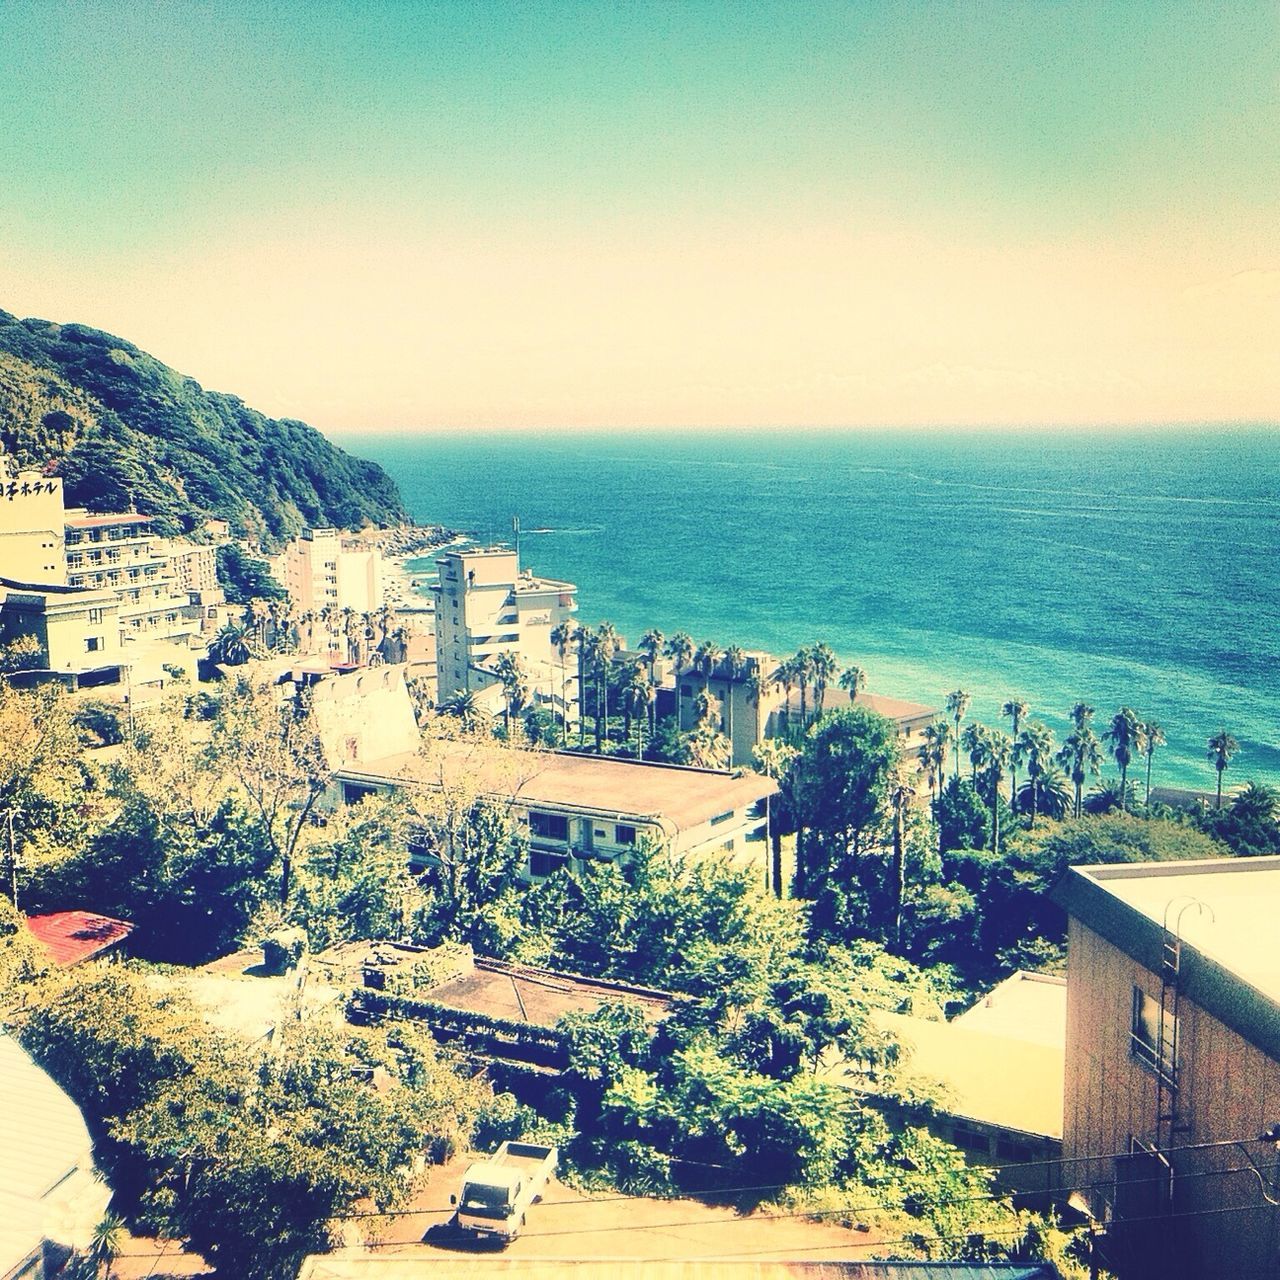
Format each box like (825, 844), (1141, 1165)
(594, 622), (621, 749)
(1018, 764), (1072, 821)
(962, 722), (990, 785)
(550, 620), (576, 739)
(1058, 726), (1103, 818)
(721, 644), (746, 751)
(839, 664), (866, 703)
(665, 631), (694, 729)
(1207, 729), (1239, 809)
(492, 651), (528, 735)
(639, 628), (665, 685)
(1105, 707), (1142, 812)
(1139, 719), (1166, 808)
(945, 690), (971, 779)
(441, 689), (487, 732)
(692, 686), (721, 731)
(888, 763), (914, 952)
(694, 640), (721, 696)
(85, 1210), (125, 1280)
(773, 657), (797, 730)
(1013, 720), (1055, 826)
(920, 720), (951, 805)
(980, 729), (1013, 854)
(792, 647), (815, 726)
(575, 626), (594, 745)
(1070, 701), (1096, 731)
(808, 642), (839, 719)
(626, 665), (654, 756)
(209, 622), (253, 666)
(1002, 699), (1029, 804)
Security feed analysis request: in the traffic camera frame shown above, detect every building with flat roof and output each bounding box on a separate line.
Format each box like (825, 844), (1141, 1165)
(1053, 856), (1280, 1280)
(274, 527), (383, 615)
(334, 738), (776, 882)
(0, 575), (124, 687)
(0, 454), (65, 584)
(64, 511), (196, 643)
(433, 547), (579, 729)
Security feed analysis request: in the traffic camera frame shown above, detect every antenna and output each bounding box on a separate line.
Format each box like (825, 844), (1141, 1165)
(512, 514), (521, 565)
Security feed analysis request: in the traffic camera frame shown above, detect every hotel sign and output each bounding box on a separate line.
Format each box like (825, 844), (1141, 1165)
(4, 480), (59, 500)
(525, 611), (551, 626)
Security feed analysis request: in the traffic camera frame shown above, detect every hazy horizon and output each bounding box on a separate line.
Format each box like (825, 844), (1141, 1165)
(3, 0), (1276, 433)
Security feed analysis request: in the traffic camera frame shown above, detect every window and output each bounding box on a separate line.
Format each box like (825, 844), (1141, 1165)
(85, 637), (101, 652)
(529, 847), (569, 878)
(1131, 986), (1177, 1081)
(615, 824), (637, 845)
(527, 811), (569, 842)
(88, 608), (104, 624)
(951, 1125), (991, 1155)
(710, 810), (734, 827)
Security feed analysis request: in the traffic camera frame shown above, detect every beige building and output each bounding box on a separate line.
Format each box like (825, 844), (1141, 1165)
(159, 538), (220, 596)
(64, 512), (196, 643)
(1054, 857), (1280, 1280)
(0, 576), (124, 686)
(275, 527), (383, 616)
(433, 547), (579, 727)
(334, 738), (777, 883)
(0, 457), (65, 585)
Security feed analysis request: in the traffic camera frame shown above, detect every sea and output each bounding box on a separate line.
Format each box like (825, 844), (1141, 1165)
(337, 426), (1280, 792)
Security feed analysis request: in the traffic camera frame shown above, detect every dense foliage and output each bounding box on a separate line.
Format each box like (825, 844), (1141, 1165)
(0, 309), (405, 546)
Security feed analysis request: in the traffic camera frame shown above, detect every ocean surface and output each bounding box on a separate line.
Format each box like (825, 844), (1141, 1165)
(338, 427), (1280, 791)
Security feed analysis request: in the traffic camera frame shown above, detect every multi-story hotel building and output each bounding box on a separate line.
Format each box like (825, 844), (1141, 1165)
(274, 527), (382, 615)
(0, 575), (124, 686)
(433, 546), (579, 727)
(64, 511), (196, 643)
(1054, 857), (1280, 1280)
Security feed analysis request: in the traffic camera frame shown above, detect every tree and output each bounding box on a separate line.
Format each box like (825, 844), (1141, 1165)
(753, 738), (799, 897)
(790, 707), (899, 936)
(492, 651), (529, 736)
(439, 689), (487, 732)
(665, 632), (694, 730)
(1197, 782), (1280, 857)
(0, 633), (47, 674)
(1057, 726), (1102, 819)
(1016, 764), (1071, 822)
(979, 729), (1013, 854)
(549, 620), (576, 739)
(919, 720), (951, 805)
(211, 678), (330, 906)
(1013, 721), (1055, 826)
(624, 664), (654, 756)
(838, 664), (866, 702)
(791, 647), (814, 726)
(638, 628), (664, 739)
(593, 622), (621, 749)
(208, 621), (254, 667)
(807, 642), (838, 719)
(1139, 718), (1166, 808)
(1207, 729), (1238, 808)
(215, 544), (286, 605)
(1001, 700), (1029, 807)
(693, 639), (721, 696)
(773, 657), (797, 730)
(1105, 707), (1142, 812)
(960, 721), (990, 785)
(945, 690), (970, 779)
(744, 669), (766, 749)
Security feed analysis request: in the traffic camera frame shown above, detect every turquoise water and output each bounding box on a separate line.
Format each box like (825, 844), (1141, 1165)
(339, 427), (1280, 791)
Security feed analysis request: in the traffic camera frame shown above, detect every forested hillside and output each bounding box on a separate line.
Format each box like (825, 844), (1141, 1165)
(0, 309), (406, 547)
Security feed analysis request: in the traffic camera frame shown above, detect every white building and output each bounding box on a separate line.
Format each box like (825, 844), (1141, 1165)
(0, 1032), (112, 1279)
(0, 576), (124, 687)
(64, 512), (196, 644)
(274, 528), (383, 616)
(0, 454), (65, 585)
(433, 546), (579, 727)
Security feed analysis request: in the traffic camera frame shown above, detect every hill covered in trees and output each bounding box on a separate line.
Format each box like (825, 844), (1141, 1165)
(0, 309), (406, 547)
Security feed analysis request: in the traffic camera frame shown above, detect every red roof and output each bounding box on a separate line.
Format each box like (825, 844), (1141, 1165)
(64, 513), (150, 529)
(25, 911), (135, 967)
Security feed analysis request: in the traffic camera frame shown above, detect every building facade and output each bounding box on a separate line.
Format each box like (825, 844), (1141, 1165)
(0, 456), (65, 585)
(1054, 857), (1280, 1280)
(64, 512), (196, 643)
(433, 547), (579, 726)
(0, 577), (124, 686)
(274, 528), (383, 615)
(334, 739), (777, 884)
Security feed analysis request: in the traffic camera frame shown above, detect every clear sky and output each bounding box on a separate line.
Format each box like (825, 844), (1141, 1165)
(1, 0), (1276, 432)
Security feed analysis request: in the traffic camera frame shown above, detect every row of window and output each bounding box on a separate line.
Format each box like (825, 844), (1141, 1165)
(527, 810), (638, 847)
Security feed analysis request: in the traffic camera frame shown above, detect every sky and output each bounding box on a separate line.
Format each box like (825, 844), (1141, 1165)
(0, 0), (1277, 433)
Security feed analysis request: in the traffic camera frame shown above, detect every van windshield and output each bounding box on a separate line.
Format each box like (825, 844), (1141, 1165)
(461, 1181), (511, 1218)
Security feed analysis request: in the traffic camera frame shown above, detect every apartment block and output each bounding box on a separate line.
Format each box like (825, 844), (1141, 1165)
(0, 576), (124, 685)
(0, 455), (65, 584)
(275, 527), (383, 614)
(433, 546), (579, 726)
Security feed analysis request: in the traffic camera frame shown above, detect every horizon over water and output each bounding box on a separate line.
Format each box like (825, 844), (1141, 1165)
(339, 425), (1280, 793)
